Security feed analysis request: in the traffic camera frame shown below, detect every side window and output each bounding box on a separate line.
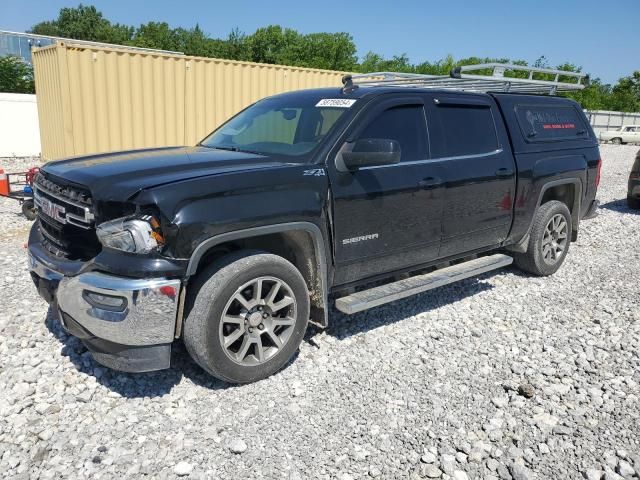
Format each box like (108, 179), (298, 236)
(357, 105), (428, 162)
(430, 104), (499, 158)
(515, 104), (589, 141)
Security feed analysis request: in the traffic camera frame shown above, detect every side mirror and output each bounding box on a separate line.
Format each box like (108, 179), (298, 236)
(341, 138), (401, 170)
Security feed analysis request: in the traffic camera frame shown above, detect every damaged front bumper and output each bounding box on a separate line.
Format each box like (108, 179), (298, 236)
(28, 239), (182, 373)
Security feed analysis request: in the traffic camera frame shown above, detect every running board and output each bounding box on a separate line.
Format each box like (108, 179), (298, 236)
(335, 254), (513, 314)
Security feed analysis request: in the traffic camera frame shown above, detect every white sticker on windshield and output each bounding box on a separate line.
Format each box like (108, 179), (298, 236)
(315, 99), (357, 108)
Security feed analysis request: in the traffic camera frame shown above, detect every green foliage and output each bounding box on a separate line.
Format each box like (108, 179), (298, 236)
(609, 71), (640, 112)
(28, 5), (640, 112)
(31, 4), (133, 44)
(0, 55), (35, 93)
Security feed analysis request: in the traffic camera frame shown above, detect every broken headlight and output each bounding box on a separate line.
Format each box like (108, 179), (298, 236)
(96, 215), (164, 254)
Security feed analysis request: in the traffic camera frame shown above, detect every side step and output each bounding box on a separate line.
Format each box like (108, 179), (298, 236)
(335, 253), (513, 314)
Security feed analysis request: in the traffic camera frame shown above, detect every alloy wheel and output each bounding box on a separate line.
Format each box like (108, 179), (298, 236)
(219, 276), (297, 366)
(541, 213), (568, 264)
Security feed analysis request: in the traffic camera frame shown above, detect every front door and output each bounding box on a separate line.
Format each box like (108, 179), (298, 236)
(328, 96), (445, 286)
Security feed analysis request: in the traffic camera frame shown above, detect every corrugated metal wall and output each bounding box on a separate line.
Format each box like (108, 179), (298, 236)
(32, 45), (66, 159)
(585, 110), (640, 136)
(33, 42), (346, 160)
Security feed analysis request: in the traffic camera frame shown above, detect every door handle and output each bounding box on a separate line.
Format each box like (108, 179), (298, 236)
(418, 176), (443, 189)
(495, 168), (514, 177)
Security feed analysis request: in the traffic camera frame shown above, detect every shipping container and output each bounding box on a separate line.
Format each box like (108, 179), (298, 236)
(32, 42), (345, 160)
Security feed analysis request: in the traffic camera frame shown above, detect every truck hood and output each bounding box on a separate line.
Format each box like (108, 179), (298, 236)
(41, 146), (297, 201)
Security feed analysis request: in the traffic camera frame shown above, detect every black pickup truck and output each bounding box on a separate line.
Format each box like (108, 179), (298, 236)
(28, 78), (601, 383)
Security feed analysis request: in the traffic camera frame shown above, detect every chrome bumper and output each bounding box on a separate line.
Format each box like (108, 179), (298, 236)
(56, 271), (181, 346)
(29, 252), (181, 372)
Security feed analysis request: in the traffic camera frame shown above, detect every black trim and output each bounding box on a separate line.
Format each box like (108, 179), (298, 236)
(186, 222), (329, 326)
(30, 272), (59, 304)
(583, 199), (599, 220)
(59, 311), (172, 373)
(535, 178), (582, 232)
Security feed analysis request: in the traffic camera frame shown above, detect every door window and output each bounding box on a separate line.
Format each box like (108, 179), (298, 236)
(430, 104), (499, 158)
(357, 105), (428, 162)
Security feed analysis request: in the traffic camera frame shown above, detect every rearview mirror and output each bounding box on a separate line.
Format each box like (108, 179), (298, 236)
(341, 138), (401, 170)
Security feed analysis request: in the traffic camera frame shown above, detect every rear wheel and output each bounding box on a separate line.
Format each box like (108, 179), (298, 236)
(183, 250), (309, 383)
(514, 200), (572, 276)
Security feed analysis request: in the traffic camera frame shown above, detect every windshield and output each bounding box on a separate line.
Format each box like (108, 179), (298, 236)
(200, 95), (351, 157)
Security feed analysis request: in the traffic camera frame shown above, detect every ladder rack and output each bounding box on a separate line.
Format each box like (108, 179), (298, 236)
(342, 63), (588, 95)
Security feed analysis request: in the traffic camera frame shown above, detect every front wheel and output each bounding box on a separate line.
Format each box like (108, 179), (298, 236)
(21, 200), (36, 220)
(611, 137), (622, 145)
(513, 200), (572, 276)
(183, 250), (309, 383)
(628, 196), (640, 210)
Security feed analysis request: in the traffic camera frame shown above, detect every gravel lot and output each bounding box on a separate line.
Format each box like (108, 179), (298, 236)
(0, 146), (639, 480)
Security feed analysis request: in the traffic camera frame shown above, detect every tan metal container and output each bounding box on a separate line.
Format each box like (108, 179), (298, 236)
(32, 42), (345, 160)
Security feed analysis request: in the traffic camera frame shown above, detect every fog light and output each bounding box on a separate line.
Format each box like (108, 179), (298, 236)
(83, 291), (127, 312)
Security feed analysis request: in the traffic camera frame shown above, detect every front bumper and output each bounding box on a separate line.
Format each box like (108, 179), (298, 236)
(29, 249), (181, 373)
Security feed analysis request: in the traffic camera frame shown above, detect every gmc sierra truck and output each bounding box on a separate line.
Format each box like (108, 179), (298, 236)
(28, 68), (601, 383)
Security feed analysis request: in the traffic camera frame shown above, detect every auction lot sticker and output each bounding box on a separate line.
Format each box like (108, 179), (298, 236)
(316, 99), (357, 108)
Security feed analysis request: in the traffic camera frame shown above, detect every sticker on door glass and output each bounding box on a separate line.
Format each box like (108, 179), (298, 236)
(315, 99), (357, 108)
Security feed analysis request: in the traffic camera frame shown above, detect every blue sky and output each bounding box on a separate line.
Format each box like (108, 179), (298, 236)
(1, 0), (637, 84)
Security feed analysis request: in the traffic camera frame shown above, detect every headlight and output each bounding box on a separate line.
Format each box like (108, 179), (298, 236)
(96, 215), (164, 254)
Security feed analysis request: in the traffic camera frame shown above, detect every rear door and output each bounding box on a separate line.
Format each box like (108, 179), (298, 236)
(328, 96), (445, 286)
(424, 93), (516, 257)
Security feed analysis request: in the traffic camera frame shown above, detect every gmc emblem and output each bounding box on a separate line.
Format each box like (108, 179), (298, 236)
(37, 195), (67, 224)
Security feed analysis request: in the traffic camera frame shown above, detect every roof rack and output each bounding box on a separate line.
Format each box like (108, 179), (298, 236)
(342, 63), (588, 95)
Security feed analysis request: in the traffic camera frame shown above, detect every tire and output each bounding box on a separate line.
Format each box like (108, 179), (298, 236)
(183, 250), (310, 383)
(513, 200), (572, 276)
(21, 200), (36, 220)
(611, 137), (622, 145)
(628, 196), (640, 210)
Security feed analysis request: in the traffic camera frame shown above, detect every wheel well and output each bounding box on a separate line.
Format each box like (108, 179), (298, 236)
(540, 183), (575, 212)
(192, 230), (326, 326)
(540, 182), (580, 240)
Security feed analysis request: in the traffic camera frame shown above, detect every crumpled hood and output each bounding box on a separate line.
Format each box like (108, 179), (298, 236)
(41, 146), (296, 201)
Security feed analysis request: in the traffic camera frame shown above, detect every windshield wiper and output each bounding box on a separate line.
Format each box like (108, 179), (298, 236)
(208, 145), (239, 152)
(204, 145), (264, 155)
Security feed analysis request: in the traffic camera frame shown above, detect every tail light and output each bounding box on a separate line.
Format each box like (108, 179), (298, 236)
(595, 158), (602, 188)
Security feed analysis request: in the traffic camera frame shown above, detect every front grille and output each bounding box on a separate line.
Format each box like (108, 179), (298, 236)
(34, 173), (101, 260)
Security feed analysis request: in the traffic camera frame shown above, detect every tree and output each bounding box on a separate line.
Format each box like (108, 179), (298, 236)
(222, 28), (251, 61)
(28, 4), (639, 112)
(245, 25), (293, 64)
(609, 71), (640, 112)
(30, 4), (133, 44)
(177, 24), (214, 57)
(128, 22), (180, 51)
(0, 55), (35, 93)
(357, 52), (415, 73)
(291, 32), (357, 71)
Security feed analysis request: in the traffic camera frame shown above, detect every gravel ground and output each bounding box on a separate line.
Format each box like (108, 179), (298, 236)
(0, 146), (639, 480)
